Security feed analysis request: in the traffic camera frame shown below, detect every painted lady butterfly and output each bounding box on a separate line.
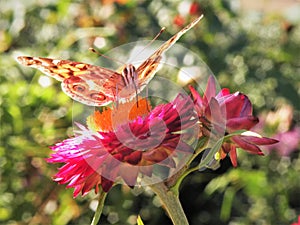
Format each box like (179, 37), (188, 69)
(17, 15), (203, 106)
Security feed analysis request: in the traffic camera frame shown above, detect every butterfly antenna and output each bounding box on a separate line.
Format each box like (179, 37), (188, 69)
(133, 27), (166, 60)
(89, 47), (124, 65)
(145, 27), (166, 50)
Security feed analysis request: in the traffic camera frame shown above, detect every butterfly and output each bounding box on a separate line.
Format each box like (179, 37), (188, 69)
(17, 15), (203, 106)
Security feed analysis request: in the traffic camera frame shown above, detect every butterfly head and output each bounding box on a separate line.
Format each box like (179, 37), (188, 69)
(121, 64), (138, 87)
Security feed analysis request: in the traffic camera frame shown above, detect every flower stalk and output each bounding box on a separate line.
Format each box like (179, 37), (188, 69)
(150, 182), (189, 225)
(91, 190), (107, 225)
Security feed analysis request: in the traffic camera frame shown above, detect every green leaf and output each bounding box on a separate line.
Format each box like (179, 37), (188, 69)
(198, 130), (246, 170)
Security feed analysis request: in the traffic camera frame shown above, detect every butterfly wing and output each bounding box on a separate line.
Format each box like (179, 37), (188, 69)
(17, 15), (203, 106)
(136, 15), (203, 88)
(17, 56), (124, 106)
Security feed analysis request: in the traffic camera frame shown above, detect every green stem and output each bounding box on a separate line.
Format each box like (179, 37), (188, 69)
(150, 182), (189, 225)
(170, 142), (207, 193)
(91, 190), (107, 225)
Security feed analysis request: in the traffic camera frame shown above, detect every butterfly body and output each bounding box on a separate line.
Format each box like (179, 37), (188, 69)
(17, 15), (203, 106)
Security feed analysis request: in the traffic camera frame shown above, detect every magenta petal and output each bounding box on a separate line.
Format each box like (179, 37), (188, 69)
(203, 76), (217, 102)
(229, 146), (238, 167)
(216, 88), (230, 98)
(222, 93), (251, 118)
(119, 164), (139, 187)
(204, 97), (213, 119)
(231, 136), (264, 155)
(73, 184), (84, 198)
(222, 142), (231, 154)
(241, 136), (279, 145)
(226, 116), (259, 131)
(239, 94), (253, 116)
(81, 173), (101, 196)
(189, 85), (205, 109)
(207, 98), (226, 133)
(124, 151), (142, 165)
(101, 177), (114, 192)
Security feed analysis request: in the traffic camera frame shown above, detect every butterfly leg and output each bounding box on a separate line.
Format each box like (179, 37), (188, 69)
(145, 85), (150, 112)
(133, 82), (139, 108)
(115, 83), (119, 109)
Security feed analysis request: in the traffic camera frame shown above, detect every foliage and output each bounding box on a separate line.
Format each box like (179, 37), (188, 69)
(0, 0), (299, 224)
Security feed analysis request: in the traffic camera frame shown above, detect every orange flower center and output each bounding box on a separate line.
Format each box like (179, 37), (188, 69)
(87, 98), (151, 132)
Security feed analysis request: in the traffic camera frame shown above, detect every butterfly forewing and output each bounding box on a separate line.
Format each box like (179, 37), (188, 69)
(136, 15), (203, 86)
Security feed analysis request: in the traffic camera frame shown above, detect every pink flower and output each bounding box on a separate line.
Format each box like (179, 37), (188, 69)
(190, 76), (278, 167)
(47, 95), (198, 197)
(267, 128), (300, 156)
(291, 216), (300, 225)
(253, 105), (300, 156)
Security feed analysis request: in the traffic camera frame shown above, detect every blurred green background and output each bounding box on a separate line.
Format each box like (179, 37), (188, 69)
(1, 0), (300, 224)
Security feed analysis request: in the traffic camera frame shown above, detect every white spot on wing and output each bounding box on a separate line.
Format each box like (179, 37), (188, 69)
(85, 79), (98, 90)
(52, 60), (61, 65)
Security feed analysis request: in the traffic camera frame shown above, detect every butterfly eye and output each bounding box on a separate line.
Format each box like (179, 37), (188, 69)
(73, 84), (86, 93)
(90, 93), (106, 101)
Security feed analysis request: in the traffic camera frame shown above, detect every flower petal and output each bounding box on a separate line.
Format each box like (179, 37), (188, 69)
(223, 93), (252, 118)
(206, 98), (226, 134)
(229, 146), (238, 167)
(203, 76), (216, 102)
(101, 177), (114, 192)
(216, 88), (230, 98)
(231, 136), (264, 155)
(189, 85), (205, 110)
(226, 116), (259, 131)
(119, 164), (139, 187)
(240, 136), (278, 145)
